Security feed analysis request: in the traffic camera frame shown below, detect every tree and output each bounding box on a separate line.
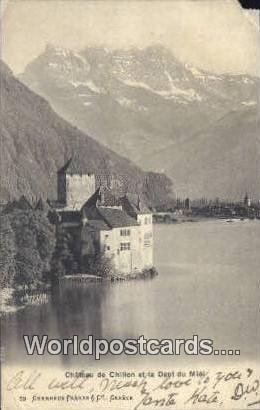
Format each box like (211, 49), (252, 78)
(50, 231), (79, 280)
(0, 215), (16, 287)
(14, 247), (43, 289)
(86, 251), (115, 278)
(0, 206), (56, 288)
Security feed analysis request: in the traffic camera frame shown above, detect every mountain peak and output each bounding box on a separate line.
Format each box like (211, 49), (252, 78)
(44, 43), (75, 58)
(18, 46), (259, 200)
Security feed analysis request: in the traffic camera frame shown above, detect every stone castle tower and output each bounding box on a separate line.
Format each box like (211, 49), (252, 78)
(57, 158), (95, 210)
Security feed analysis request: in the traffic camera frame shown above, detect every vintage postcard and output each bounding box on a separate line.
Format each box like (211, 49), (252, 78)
(0, 0), (259, 409)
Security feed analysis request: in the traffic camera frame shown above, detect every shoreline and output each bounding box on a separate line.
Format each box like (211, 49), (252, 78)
(0, 267), (158, 315)
(2, 217), (258, 315)
(59, 266), (158, 284)
(153, 216), (260, 224)
(0, 286), (52, 315)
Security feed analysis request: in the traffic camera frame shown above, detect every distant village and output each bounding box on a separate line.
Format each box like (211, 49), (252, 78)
(153, 194), (260, 223)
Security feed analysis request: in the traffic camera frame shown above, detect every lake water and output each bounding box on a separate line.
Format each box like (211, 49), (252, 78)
(2, 220), (260, 369)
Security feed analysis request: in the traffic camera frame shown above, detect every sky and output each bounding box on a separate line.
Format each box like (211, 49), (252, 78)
(1, 0), (260, 76)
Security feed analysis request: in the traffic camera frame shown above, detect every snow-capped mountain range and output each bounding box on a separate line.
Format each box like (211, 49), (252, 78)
(20, 44), (260, 199)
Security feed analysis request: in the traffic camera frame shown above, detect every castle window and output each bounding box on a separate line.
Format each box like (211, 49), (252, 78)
(106, 245), (110, 251)
(120, 229), (130, 236)
(120, 242), (131, 251)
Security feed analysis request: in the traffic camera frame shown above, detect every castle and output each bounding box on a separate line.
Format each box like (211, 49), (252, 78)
(52, 158), (153, 275)
(57, 158), (96, 210)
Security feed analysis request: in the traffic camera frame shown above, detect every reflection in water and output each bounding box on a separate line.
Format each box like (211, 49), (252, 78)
(49, 283), (108, 366)
(2, 221), (260, 368)
(2, 282), (109, 366)
(50, 283), (106, 339)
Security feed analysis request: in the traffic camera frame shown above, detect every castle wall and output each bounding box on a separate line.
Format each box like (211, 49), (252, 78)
(100, 226), (139, 274)
(57, 214), (153, 275)
(66, 173), (96, 210)
(100, 220), (153, 275)
(137, 214), (153, 269)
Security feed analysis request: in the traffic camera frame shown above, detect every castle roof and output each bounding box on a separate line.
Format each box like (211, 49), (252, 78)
(121, 194), (151, 216)
(81, 189), (139, 230)
(18, 195), (33, 210)
(86, 220), (110, 231)
(99, 187), (121, 207)
(35, 197), (50, 212)
(2, 196), (34, 214)
(58, 156), (94, 175)
(97, 207), (139, 228)
(82, 187), (102, 209)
